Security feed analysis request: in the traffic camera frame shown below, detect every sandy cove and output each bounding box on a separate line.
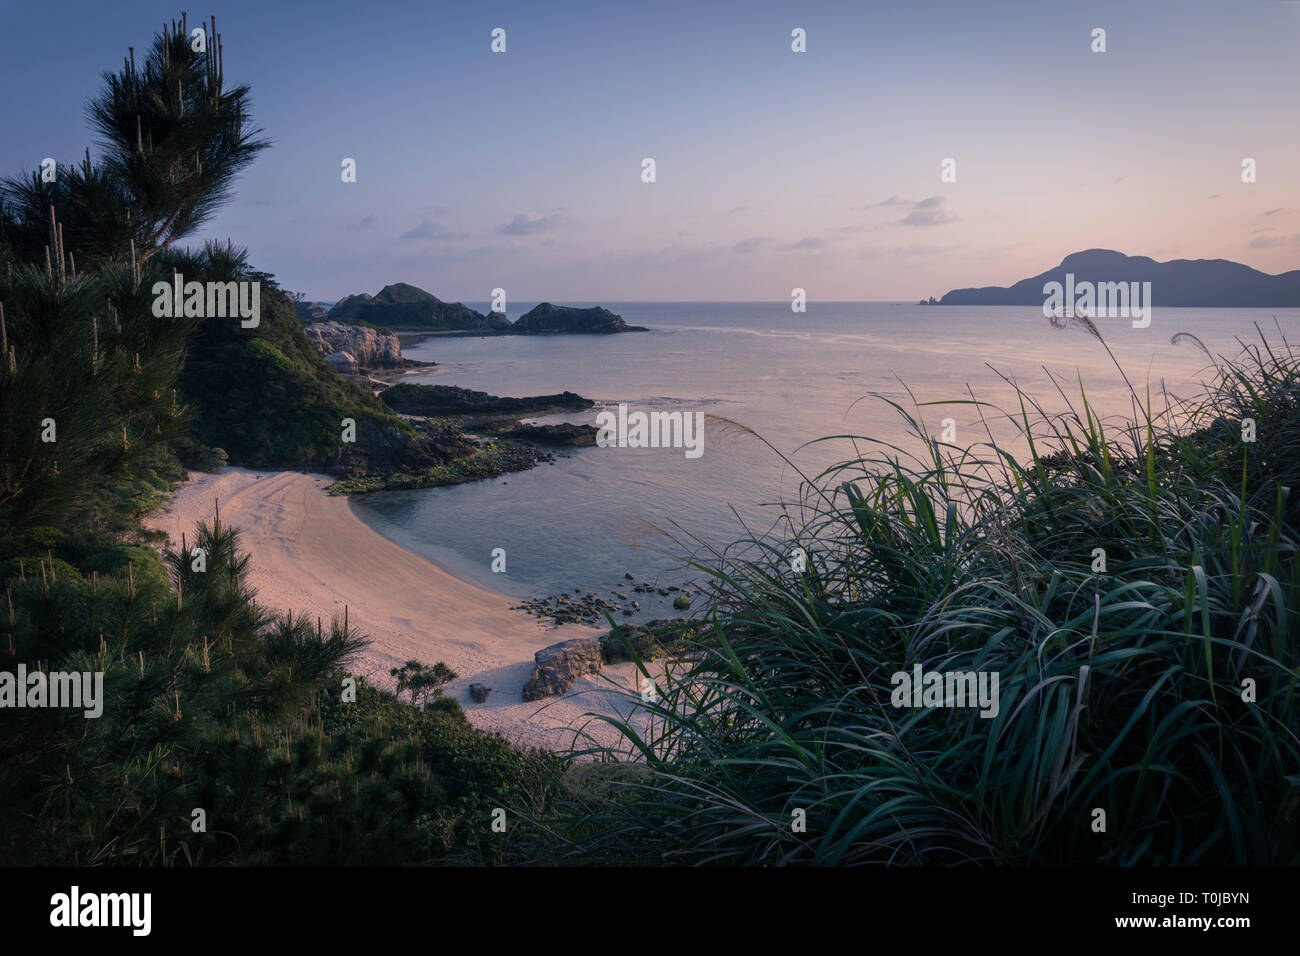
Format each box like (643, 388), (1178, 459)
(145, 467), (652, 752)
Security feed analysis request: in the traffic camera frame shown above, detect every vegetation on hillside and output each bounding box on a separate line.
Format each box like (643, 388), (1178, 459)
(0, 13), (559, 867)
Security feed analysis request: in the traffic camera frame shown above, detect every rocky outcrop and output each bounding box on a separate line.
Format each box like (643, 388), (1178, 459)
(304, 320), (404, 369)
(326, 416), (474, 477)
(521, 638), (604, 701)
(502, 422), (598, 446)
(324, 350), (360, 377)
(328, 283), (512, 332)
(509, 303), (646, 335)
(468, 683), (492, 703)
(380, 383), (593, 417)
(296, 300), (330, 322)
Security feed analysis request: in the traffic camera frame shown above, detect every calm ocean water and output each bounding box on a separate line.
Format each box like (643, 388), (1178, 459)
(348, 302), (1300, 608)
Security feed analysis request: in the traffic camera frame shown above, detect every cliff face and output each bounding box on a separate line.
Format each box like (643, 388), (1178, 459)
(304, 320), (404, 369)
(327, 283), (510, 331)
(510, 303), (643, 334)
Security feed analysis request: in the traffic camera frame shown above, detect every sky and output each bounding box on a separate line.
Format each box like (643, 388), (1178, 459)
(2, 0), (1298, 302)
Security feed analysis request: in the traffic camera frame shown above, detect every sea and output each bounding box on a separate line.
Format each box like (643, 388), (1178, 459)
(347, 302), (1300, 615)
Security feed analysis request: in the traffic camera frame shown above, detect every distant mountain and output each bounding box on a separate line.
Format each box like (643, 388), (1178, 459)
(509, 303), (646, 334)
(935, 250), (1300, 307)
(327, 283), (511, 331)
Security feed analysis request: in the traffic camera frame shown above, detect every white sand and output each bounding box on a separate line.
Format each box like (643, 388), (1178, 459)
(145, 467), (654, 752)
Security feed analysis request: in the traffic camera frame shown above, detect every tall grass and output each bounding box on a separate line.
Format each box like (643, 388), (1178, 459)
(528, 324), (1300, 865)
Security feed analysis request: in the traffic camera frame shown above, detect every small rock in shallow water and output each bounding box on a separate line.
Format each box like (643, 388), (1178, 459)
(673, 595), (691, 610)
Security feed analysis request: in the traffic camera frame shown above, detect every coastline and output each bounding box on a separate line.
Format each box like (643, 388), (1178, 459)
(144, 467), (654, 752)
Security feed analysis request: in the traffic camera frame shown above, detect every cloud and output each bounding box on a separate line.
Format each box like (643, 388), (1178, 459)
(1248, 233), (1300, 249)
(1207, 194), (1220, 200)
(497, 212), (566, 236)
(901, 197), (957, 227)
(728, 206), (748, 214)
(731, 237), (770, 254)
(1262, 207), (1287, 217)
(346, 213), (381, 230)
(871, 195), (957, 226)
(401, 219), (467, 241)
(777, 236), (827, 251)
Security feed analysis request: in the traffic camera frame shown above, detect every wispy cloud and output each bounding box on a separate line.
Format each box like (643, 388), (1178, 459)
(498, 212), (567, 236)
(400, 219), (467, 241)
(870, 195), (958, 227)
(346, 213), (381, 230)
(901, 197), (957, 227)
(777, 236), (827, 251)
(1248, 233), (1300, 248)
(731, 237), (770, 254)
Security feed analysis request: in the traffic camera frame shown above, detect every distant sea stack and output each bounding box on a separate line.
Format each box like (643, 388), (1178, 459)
(932, 249), (1300, 308)
(509, 303), (647, 334)
(327, 282), (511, 331)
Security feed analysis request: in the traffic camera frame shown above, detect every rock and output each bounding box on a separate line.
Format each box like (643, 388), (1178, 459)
(324, 350), (360, 378)
(305, 320), (404, 369)
(522, 638), (604, 701)
(673, 595), (691, 610)
(505, 422), (599, 446)
(468, 683), (491, 703)
(295, 300), (330, 322)
(328, 283), (511, 332)
(380, 383), (594, 417)
(624, 572), (634, 580)
(599, 625), (666, 665)
(508, 303), (648, 335)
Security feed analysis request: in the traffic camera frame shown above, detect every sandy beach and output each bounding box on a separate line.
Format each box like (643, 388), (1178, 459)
(145, 467), (654, 752)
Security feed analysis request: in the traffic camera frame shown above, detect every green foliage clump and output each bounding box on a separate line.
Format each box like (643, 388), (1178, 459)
(0, 514), (559, 865)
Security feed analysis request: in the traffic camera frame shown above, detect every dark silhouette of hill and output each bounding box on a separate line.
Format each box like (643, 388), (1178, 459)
(935, 249), (1300, 307)
(328, 283), (511, 331)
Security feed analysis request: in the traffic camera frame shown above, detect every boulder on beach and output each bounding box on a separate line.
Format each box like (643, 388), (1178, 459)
(468, 683), (492, 703)
(522, 638), (604, 701)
